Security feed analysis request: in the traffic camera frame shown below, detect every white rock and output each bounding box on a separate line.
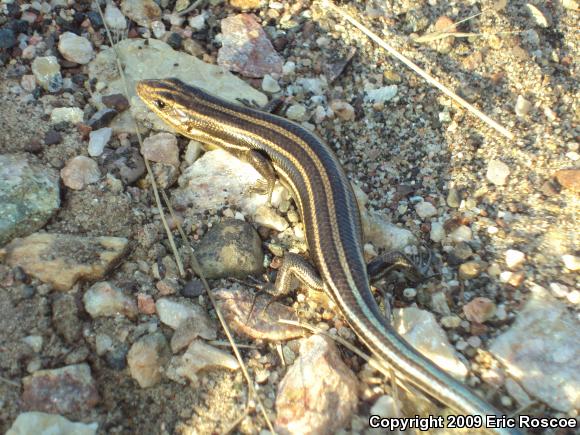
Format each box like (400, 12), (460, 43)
(95, 333), (113, 356)
(297, 77), (325, 95)
(141, 132), (180, 168)
(88, 127), (112, 157)
(549, 282), (569, 298)
(60, 156), (100, 190)
(370, 395), (397, 419)
(254, 205), (288, 232)
(6, 412), (97, 435)
(104, 2), (127, 30)
(121, 0), (161, 28)
(58, 32), (94, 65)
(490, 288), (580, 412)
(430, 221), (445, 242)
(173, 149), (268, 216)
(505, 249), (525, 270)
(282, 61), (296, 76)
(83, 281), (137, 319)
(562, 254), (580, 271)
(167, 340), (239, 384)
(567, 290), (580, 305)
(21, 335), (43, 353)
(486, 159), (510, 185)
(394, 307), (468, 381)
(184, 140), (203, 165)
(156, 298), (206, 330)
(89, 39), (266, 134)
(262, 74), (281, 93)
(188, 12), (207, 31)
(151, 21), (166, 39)
(415, 201), (437, 219)
(50, 107), (84, 124)
(562, 0), (579, 11)
(127, 331), (170, 388)
(364, 85), (398, 103)
(515, 95), (532, 116)
(31, 56), (62, 92)
(362, 210), (417, 251)
(286, 104), (307, 121)
(526, 4), (550, 27)
(448, 225), (472, 242)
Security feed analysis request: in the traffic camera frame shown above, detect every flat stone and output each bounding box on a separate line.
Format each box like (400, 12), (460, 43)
(361, 210), (417, 251)
(166, 340), (239, 385)
(6, 412), (97, 435)
(88, 127), (112, 157)
(254, 205), (289, 231)
(21, 364), (99, 415)
(275, 335), (359, 434)
(394, 307), (468, 381)
(156, 298), (211, 330)
(58, 32), (94, 65)
(50, 107), (84, 124)
(214, 287), (303, 341)
(88, 39), (266, 135)
(83, 281), (138, 319)
(60, 156), (100, 190)
(170, 315), (218, 353)
(463, 297), (497, 323)
(121, 0), (161, 28)
(486, 159), (510, 186)
(127, 331), (170, 388)
(217, 14), (283, 78)
(490, 287), (580, 412)
(174, 149), (269, 214)
(141, 132), (179, 168)
(104, 2), (127, 30)
(195, 219), (264, 279)
(1, 233), (128, 291)
(415, 201), (438, 219)
(0, 154), (60, 246)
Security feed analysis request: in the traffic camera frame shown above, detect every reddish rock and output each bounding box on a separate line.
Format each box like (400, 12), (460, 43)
(21, 364), (99, 415)
(217, 14), (283, 78)
(275, 335), (359, 434)
(555, 169), (580, 193)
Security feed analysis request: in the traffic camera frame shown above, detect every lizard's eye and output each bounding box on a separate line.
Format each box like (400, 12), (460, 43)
(154, 99), (166, 109)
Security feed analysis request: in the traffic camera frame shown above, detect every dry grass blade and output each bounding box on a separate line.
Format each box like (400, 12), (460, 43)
(95, 2), (274, 433)
(0, 376), (20, 387)
(322, 1), (515, 140)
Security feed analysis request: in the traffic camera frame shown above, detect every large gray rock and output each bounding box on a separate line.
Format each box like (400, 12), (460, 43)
(0, 154), (60, 246)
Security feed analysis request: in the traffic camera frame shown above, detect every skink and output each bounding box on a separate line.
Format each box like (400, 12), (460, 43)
(137, 78), (522, 435)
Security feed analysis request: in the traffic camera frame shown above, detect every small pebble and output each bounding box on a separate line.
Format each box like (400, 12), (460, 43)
(505, 249), (525, 270)
(58, 32), (94, 64)
(262, 74), (281, 93)
(486, 159), (510, 186)
(60, 156), (100, 190)
(414, 201), (437, 219)
(562, 255), (580, 271)
(403, 288), (416, 299)
(515, 95), (532, 116)
(44, 130), (62, 145)
(286, 104), (307, 121)
(88, 128), (112, 157)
